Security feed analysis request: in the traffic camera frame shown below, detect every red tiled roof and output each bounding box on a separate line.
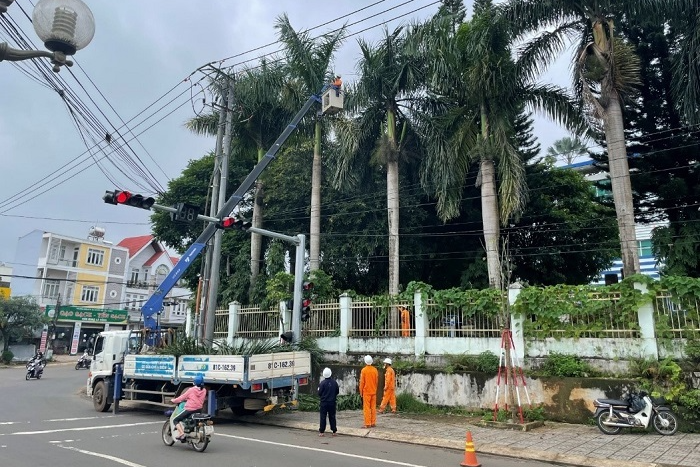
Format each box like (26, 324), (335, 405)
(143, 251), (165, 267)
(116, 235), (153, 258)
(170, 255), (179, 265)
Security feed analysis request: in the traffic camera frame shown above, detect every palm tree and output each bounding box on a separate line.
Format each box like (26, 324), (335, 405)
(665, 0), (700, 126)
(186, 61), (292, 291)
(274, 14), (346, 272)
(546, 136), (588, 165)
(419, 0), (584, 289)
(333, 24), (426, 298)
(502, 0), (668, 276)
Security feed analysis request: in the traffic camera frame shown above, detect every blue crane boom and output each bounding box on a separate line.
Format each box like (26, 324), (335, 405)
(140, 88), (326, 330)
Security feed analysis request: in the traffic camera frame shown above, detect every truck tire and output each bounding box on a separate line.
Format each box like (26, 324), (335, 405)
(93, 380), (112, 412)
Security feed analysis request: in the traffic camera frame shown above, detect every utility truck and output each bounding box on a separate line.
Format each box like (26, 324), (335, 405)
(87, 330), (310, 414)
(93, 84), (342, 415)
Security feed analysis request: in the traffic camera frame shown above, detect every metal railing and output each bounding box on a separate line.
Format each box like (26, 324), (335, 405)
(302, 300), (340, 338)
(235, 305), (279, 339)
(349, 299), (413, 337)
(654, 292), (700, 339)
(425, 299), (501, 337)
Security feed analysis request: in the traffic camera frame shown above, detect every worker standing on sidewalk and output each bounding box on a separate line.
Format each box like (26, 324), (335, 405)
(378, 357), (397, 414)
(318, 367), (339, 437)
(359, 355), (378, 427)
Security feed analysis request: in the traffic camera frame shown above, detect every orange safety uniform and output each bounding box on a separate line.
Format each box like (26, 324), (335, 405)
(379, 365), (396, 413)
(332, 77), (342, 88)
(400, 307), (410, 337)
(359, 363), (379, 427)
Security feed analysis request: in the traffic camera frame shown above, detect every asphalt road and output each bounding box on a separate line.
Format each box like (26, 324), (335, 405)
(1, 363), (559, 467)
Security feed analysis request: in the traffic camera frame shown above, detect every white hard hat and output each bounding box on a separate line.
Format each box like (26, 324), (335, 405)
(383, 358), (392, 365)
(322, 367), (332, 379)
(364, 355), (373, 365)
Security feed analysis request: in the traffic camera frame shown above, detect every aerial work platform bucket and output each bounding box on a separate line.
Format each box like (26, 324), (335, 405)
(321, 88), (344, 115)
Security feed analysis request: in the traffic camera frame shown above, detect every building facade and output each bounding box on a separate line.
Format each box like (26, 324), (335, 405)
(117, 235), (191, 330)
(0, 262), (11, 299)
(12, 229), (193, 355)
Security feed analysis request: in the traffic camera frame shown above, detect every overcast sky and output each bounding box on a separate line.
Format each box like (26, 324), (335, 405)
(0, 0), (570, 267)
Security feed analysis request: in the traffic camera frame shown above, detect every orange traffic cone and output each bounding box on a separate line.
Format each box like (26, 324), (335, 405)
(459, 431), (481, 467)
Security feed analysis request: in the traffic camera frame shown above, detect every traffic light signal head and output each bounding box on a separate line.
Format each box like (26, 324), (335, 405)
(301, 298), (312, 322)
(280, 331), (293, 343)
(218, 217), (252, 230)
(303, 281), (314, 291)
(103, 190), (154, 210)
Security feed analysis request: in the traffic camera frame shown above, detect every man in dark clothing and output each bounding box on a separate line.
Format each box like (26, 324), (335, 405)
(318, 367), (340, 436)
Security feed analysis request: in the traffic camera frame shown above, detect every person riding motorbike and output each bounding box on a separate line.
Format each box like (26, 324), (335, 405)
(170, 375), (206, 441)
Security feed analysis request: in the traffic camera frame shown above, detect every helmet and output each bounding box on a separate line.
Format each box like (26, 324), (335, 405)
(383, 358), (392, 365)
(364, 355), (373, 365)
(322, 367), (332, 379)
(193, 374), (204, 387)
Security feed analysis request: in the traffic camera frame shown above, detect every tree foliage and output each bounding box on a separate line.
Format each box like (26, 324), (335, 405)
(0, 297), (46, 352)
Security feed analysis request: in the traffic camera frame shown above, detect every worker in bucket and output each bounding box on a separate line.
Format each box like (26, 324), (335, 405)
(359, 355), (378, 428)
(378, 357), (397, 414)
(331, 75), (342, 96)
(170, 374), (206, 441)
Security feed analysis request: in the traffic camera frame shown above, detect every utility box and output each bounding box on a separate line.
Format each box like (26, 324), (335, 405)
(321, 88), (344, 115)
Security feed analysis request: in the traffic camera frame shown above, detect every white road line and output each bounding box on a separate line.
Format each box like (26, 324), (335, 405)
(56, 445), (147, 467)
(44, 416), (117, 422)
(0, 422), (19, 425)
(216, 433), (428, 467)
(9, 421), (161, 435)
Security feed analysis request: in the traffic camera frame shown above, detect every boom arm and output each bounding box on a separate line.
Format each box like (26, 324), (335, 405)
(140, 89), (325, 330)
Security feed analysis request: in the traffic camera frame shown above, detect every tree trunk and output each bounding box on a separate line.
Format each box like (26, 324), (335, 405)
(309, 119), (322, 271)
(604, 96), (640, 276)
(481, 158), (502, 290)
(387, 109), (400, 332)
(250, 147), (265, 294)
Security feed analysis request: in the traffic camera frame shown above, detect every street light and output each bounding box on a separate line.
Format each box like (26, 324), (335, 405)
(0, 0), (95, 72)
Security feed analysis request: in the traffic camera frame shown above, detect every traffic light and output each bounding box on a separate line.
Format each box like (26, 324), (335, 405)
(301, 281), (314, 322)
(217, 217), (252, 230)
(279, 331), (293, 344)
(171, 202), (200, 224)
(103, 190), (155, 210)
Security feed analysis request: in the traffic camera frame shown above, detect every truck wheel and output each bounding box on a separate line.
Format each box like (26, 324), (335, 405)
(93, 381), (112, 412)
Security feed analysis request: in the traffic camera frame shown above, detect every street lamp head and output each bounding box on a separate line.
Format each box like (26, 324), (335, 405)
(32, 0), (94, 56)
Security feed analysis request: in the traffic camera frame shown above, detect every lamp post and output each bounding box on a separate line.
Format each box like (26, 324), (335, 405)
(0, 0), (94, 72)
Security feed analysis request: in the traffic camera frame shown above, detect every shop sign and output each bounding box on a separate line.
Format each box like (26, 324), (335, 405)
(45, 305), (128, 323)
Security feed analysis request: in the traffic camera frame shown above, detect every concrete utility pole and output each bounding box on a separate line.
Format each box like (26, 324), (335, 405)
(199, 88), (227, 341)
(204, 75), (235, 342)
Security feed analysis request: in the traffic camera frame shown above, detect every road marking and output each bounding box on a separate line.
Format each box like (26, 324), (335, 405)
(44, 416), (117, 422)
(0, 422), (19, 425)
(216, 433), (428, 466)
(56, 445), (147, 467)
(9, 421), (160, 435)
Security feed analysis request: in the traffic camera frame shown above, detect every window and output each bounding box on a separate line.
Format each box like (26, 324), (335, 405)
(43, 280), (60, 299)
(130, 269), (139, 284)
(639, 239), (653, 257)
(86, 248), (105, 266)
(80, 285), (100, 303)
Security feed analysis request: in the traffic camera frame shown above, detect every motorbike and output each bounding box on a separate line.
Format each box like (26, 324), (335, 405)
(75, 351), (91, 370)
(593, 390), (678, 435)
(162, 402), (214, 452)
(26, 357), (45, 380)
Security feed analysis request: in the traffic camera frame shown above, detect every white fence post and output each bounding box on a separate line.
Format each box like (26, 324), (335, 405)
(508, 283), (525, 360)
(227, 301), (240, 345)
(634, 282), (659, 360)
(339, 293), (351, 355)
(414, 291), (426, 357)
(279, 300), (291, 337)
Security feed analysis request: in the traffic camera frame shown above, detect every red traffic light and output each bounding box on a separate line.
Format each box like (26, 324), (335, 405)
(303, 281), (314, 291)
(115, 191), (131, 204)
(218, 217), (252, 230)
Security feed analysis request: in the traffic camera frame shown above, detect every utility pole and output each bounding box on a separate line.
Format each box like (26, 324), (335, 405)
(47, 293), (61, 357)
(204, 74), (235, 342)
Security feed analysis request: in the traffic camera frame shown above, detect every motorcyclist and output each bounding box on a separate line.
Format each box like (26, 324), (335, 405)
(170, 374), (206, 441)
(29, 351), (45, 366)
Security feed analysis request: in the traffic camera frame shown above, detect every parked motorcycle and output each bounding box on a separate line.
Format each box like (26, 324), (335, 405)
(75, 351), (91, 370)
(26, 356), (45, 380)
(593, 390), (678, 435)
(161, 402), (213, 452)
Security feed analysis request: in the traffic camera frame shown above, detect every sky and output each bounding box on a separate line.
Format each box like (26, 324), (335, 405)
(0, 0), (571, 268)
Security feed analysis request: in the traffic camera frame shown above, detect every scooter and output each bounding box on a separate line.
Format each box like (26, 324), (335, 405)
(161, 402), (214, 452)
(75, 351), (91, 370)
(593, 390), (678, 435)
(26, 358), (45, 380)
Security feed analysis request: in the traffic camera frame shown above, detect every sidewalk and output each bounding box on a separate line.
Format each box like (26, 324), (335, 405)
(239, 409), (700, 467)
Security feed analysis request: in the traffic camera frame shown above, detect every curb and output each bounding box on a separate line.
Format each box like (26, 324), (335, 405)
(240, 416), (666, 467)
